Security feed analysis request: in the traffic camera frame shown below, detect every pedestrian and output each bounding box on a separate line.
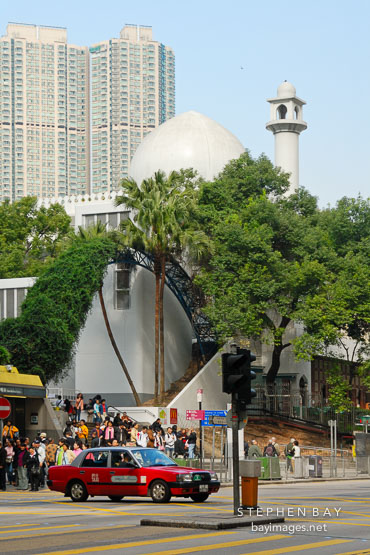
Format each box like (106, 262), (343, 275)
(101, 399), (107, 420)
(45, 438), (58, 468)
(2, 420), (19, 441)
(27, 447), (41, 491)
(248, 439), (262, 458)
(73, 439), (83, 457)
(164, 427), (176, 458)
(130, 423), (139, 446)
(115, 422), (128, 445)
(77, 420), (89, 444)
(263, 440), (278, 457)
(187, 429), (197, 459)
(136, 426), (149, 447)
(90, 430), (100, 448)
(55, 395), (63, 409)
(0, 441), (7, 491)
(271, 437), (280, 456)
(284, 438), (295, 473)
(64, 430), (75, 449)
(85, 398), (94, 423)
(93, 399), (102, 424)
(103, 420), (115, 445)
(244, 440), (249, 459)
(154, 429), (165, 451)
(293, 440), (301, 458)
(16, 443), (30, 490)
(60, 441), (75, 465)
(4, 438), (14, 485)
(147, 426), (155, 448)
(152, 418), (163, 434)
(75, 393), (84, 422)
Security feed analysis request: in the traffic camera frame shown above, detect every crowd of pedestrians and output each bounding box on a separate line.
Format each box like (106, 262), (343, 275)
(0, 411), (199, 492)
(245, 435), (301, 470)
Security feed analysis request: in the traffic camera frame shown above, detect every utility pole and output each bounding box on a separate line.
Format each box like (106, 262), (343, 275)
(231, 391), (240, 514)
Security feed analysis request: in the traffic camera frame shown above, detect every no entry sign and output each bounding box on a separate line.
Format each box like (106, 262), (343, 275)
(0, 397), (11, 420)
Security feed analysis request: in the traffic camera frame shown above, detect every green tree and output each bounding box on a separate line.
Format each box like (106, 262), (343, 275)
(0, 197), (71, 278)
(116, 170), (208, 400)
(292, 201), (370, 402)
(0, 346), (10, 365)
(325, 366), (353, 413)
(0, 236), (116, 383)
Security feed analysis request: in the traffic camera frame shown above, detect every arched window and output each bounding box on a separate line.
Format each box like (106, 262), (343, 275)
(294, 106), (299, 120)
(277, 104), (287, 119)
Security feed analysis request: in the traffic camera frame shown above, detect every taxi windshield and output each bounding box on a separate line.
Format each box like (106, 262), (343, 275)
(131, 448), (177, 468)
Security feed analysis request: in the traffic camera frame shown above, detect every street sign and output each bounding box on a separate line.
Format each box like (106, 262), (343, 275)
(212, 416), (227, 426)
(201, 410), (228, 427)
(0, 397), (11, 420)
(226, 409), (248, 429)
(186, 409), (205, 420)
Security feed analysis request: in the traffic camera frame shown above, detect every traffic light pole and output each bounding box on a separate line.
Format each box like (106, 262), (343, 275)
(231, 393), (240, 515)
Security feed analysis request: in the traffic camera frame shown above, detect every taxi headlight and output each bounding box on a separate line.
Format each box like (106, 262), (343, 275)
(176, 473), (192, 482)
(210, 472), (218, 481)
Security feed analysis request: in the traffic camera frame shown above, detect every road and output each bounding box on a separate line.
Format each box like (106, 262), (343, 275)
(0, 480), (370, 554)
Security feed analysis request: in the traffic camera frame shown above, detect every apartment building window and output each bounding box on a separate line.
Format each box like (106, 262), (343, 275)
(114, 263), (130, 310)
(0, 288), (27, 320)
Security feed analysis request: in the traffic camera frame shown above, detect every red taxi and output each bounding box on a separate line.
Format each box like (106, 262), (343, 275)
(47, 447), (220, 503)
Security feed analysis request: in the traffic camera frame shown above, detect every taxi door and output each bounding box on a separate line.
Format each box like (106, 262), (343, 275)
(79, 450), (111, 495)
(108, 450), (141, 496)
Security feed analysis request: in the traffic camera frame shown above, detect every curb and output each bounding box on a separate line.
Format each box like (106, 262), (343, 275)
(140, 515), (285, 530)
(219, 476), (370, 487)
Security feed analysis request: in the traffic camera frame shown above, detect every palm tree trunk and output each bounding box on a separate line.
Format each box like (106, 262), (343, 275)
(159, 255), (166, 401)
(98, 285), (141, 406)
(154, 256), (161, 401)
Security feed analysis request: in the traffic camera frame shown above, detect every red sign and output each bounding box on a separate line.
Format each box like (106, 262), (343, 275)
(169, 408), (178, 425)
(0, 397), (11, 420)
(186, 409), (205, 420)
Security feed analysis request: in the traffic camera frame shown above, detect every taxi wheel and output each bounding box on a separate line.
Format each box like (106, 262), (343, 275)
(108, 495), (124, 502)
(150, 480), (171, 503)
(69, 480), (88, 502)
(190, 493), (209, 502)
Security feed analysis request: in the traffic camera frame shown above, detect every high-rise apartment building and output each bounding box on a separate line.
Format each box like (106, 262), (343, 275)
(0, 23), (175, 200)
(90, 25), (175, 193)
(0, 23), (90, 201)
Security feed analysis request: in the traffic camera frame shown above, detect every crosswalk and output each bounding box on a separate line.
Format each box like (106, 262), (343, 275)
(0, 522), (367, 555)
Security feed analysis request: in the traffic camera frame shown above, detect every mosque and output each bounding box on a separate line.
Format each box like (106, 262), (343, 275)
(1, 81), (311, 409)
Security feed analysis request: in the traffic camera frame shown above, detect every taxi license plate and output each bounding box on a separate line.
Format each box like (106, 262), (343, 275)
(199, 484), (208, 492)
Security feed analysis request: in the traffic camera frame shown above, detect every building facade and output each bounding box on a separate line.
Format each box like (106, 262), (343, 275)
(0, 23), (175, 201)
(0, 23), (90, 201)
(90, 25), (175, 194)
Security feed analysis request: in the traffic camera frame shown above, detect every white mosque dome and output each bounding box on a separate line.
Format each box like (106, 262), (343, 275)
(129, 110), (245, 184)
(277, 81), (296, 98)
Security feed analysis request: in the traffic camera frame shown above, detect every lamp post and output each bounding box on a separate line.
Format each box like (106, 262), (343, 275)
(197, 388), (203, 467)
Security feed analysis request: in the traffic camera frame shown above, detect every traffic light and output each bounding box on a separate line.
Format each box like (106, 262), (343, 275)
(222, 349), (257, 407)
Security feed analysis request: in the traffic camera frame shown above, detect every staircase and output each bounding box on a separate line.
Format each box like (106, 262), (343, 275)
(143, 355), (203, 407)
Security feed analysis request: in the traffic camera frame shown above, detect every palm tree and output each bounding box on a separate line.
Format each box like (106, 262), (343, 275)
(74, 223), (141, 406)
(115, 170), (209, 402)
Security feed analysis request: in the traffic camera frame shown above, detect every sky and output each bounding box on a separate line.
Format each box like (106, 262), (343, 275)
(2, 0), (369, 206)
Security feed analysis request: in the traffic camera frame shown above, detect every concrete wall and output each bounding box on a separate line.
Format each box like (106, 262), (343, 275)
(24, 398), (64, 442)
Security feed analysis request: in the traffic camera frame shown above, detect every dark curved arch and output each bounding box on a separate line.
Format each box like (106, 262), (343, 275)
(111, 249), (218, 359)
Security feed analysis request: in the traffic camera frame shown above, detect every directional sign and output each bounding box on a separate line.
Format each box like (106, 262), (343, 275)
(186, 410), (205, 420)
(0, 397), (11, 420)
(212, 416), (227, 426)
(201, 410), (228, 427)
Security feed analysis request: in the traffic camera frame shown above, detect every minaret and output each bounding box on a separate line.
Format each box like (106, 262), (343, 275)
(266, 81), (307, 194)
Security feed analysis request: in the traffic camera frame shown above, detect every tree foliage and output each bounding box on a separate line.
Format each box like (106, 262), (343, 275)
(116, 169), (209, 400)
(194, 152), (370, 384)
(325, 366), (353, 413)
(0, 236), (116, 383)
(0, 197), (71, 278)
